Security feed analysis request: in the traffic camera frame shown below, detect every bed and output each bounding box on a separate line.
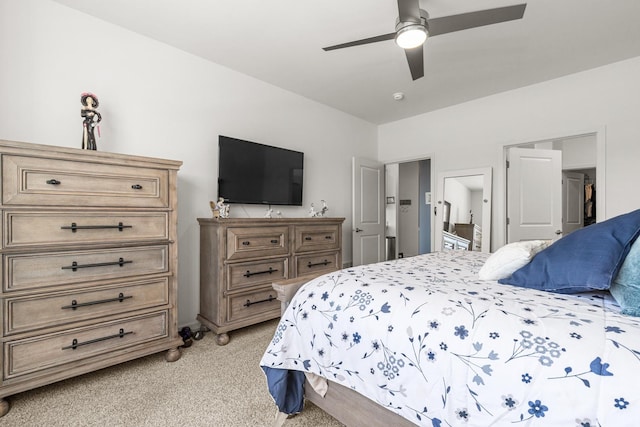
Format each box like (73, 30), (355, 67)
(260, 210), (640, 426)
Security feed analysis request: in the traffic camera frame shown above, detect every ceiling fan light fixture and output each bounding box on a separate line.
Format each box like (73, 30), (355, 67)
(395, 24), (428, 49)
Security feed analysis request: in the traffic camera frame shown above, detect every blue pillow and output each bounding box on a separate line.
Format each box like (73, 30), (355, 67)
(610, 238), (640, 316)
(499, 209), (640, 293)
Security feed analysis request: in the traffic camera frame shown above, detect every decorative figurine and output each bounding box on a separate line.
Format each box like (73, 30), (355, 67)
(309, 200), (329, 217)
(319, 200), (329, 217)
(209, 200), (218, 217)
(80, 92), (102, 150)
(265, 207), (274, 218)
(210, 197), (230, 218)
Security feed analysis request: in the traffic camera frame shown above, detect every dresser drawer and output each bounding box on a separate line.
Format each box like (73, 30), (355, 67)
(4, 278), (170, 335)
(294, 224), (340, 252)
(227, 287), (280, 323)
(4, 311), (168, 379)
(226, 226), (289, 260)
(295, 251), (340, 277)
(4, 211), (169, 249)
(2, 155), (168, 208)
(4, 245), (169, 292)
(227, 258), (288, 291)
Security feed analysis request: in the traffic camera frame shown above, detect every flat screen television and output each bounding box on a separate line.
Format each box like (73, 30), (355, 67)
(218, 135), (304, 206)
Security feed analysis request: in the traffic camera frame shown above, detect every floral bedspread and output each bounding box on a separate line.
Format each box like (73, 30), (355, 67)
(260, 251), (640, 426)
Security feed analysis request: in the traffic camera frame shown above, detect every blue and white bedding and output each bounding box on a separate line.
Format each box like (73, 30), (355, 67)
(261, 250), (640, 426)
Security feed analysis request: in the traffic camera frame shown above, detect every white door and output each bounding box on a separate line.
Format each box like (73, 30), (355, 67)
(507, 147), (562, 242)
(352, 157), (385, 266)
(562, 171), (584, 236)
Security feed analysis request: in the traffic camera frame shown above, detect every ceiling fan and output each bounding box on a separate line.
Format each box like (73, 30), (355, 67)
(323, 0), (527, 80)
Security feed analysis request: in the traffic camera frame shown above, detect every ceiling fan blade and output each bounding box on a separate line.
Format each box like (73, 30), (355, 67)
(323, 32), (396, 51)
(397, 0), (421, 23)
(427, 3), (527, 37)
(404, 45), (424, 80)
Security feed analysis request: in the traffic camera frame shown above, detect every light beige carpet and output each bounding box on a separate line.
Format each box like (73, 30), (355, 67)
(1, 319), (343, 427)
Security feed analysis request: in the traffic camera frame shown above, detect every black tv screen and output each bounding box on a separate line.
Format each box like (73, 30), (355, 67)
(218, 135), (304, 206)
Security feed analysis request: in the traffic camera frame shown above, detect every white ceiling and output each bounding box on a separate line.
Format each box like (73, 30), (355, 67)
(52, 0), (640, 125)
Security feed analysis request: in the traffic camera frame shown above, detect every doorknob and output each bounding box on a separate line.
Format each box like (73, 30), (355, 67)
(355, 228), (363, 233)
(555, 230), (562, 235)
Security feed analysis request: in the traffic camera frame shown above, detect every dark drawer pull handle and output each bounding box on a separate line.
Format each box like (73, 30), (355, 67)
(131, 184), (143, 190)
(62, 257), (132, 272)
(308, 260), (330, 268)
(61, 222), (132, 233)
(305, 236), (312, 241)
(244, 267), (278, 278)
(325, 235), (332, 239)
(270, 239), (279, 244)
(62, 328), (133, 350)
(61, 293), (132, 310)
(46, 179), (61, 185)
(243, 295), (275, 307)
(242, 241), (251, 246)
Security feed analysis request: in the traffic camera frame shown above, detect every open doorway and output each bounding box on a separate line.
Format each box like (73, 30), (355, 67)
(385, 159), (432, 260)
(505, 131), (604, 243)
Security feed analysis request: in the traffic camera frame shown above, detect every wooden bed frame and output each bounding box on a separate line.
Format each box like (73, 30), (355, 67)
(272, 277), (415, 427)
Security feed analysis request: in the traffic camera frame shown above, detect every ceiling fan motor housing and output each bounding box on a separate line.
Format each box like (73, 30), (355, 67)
(395, 10), (429, 49)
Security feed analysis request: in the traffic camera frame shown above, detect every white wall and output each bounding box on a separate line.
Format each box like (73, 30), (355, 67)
(470, 190), (483, 226)
(445, 178), (471, 226)
(0, 0), (378, 327)
(560, 135), (597, 169)
(378, 56), (640, 248)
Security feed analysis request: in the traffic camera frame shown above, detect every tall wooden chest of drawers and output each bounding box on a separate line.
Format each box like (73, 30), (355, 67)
(197, 217), (344, 345)
(0, 140), (182, 416)
(454, 223), (482, 251)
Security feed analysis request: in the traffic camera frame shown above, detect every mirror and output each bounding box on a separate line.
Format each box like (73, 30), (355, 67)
(436, 167), (492, 252)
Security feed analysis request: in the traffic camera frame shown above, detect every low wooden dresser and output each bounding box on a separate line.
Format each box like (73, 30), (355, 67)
(442, 230), (470, 251)
(0, 140), (183, 416)
(197, 217), (344, 345)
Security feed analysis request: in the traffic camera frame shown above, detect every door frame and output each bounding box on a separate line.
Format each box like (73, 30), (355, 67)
(501, 126), (606, 246)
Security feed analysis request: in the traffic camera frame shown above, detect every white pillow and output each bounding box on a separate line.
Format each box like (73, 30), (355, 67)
(478, 240), (549, 280)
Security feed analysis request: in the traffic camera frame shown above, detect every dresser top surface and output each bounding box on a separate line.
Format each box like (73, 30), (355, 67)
(0, 139), (182, 169)
(198, 217), (345, 225)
